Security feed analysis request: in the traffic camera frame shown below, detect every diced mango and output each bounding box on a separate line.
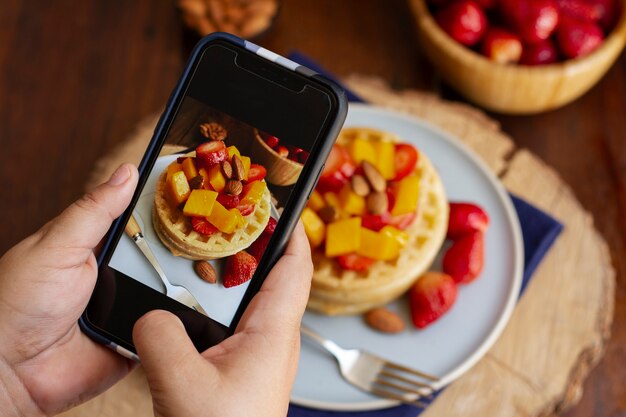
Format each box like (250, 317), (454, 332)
(165, 171), (190, 208)
(206, 201), (238, 233)
(227, 145), (241, 160)
(208, 164), (226, 193)
(182, 189), (218, 217)
(181, 157), (199, 181)
(301, 207), (326, 248)
(166, 162), (183, 182)
(230, 208), (246, 228)
(198, 168), (212, 190)
(307, 190), (325, 212)
(240, 156), (251, 180)
(339, 185), (366, 216)
(349, 137), (377, 165)
(357, 227), (400, 261)
(391, 175), (420, 216)
(325, 217), (361, 257)
(374, 141), (396, 180)
(241, 180), (266, 205)
(380, 226), (410, 248)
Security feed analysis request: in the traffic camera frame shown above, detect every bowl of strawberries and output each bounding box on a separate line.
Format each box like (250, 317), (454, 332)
(250, 129), (310, 186)
(409, 0), (626, 114)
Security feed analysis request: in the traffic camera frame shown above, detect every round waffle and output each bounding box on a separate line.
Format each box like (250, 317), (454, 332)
(307, 127), (449, 315)
(152, 169), (272, 261)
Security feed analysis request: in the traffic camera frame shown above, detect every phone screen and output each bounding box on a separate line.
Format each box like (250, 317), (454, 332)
(85, 41), (340, 351)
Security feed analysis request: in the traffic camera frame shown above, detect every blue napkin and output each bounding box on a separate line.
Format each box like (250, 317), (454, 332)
(287, 52), (564, 417)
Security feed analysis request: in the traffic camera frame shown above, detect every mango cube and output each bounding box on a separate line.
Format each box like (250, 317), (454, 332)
(323, 192), (341, 210)
(227, 145), (241, 160)
(325, 217), (361, 257)
(206, 201), (238, 233)
(181, 157), (198, 181)
(357, 227), (401, 261)
(301, 207), (326, 248)
(240, 156), (251, 180)
(208, 164), (226, 193)
(374, 141), (396, 180)
(166, 162), (183, 181)
(165, 171), (190, 208)
(349, 137), (377, 165)
(241, 180), (266, 205)
(230, 208), (246, 228)
(380, 225), (410, 248)
(339, 185), (366, 216)
(182, 189), (218, 218)
(391, 175), (420, 216)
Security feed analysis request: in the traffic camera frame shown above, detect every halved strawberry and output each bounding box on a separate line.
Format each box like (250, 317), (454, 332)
(191, 217), (219, 236)
(264, 217), (278, 235)
(223, 251), (258, 288)
(362, 213), (392, 231)
(443, 231), (485, 284)
(247, 233), (271, 263)
(393, 144), (419, 181)
(247, 164), (267, 182)
(196, 141), (228, 167)
(447, 202), (490, 239)
(317, 144), (356, 193)
(236, 203), (255, 216)
(266, 135), (280, 148)
(336, 253), (375, 272)
(409, 272), (458, 329)
(217, 193), (240, 209)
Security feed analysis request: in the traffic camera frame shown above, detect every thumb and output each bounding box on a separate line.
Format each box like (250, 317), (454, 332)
(40, 163), (138, 254)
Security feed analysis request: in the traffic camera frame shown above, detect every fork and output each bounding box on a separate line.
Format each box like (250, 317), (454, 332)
(300, 325), (439, 407)
(125, 214), (208, 316)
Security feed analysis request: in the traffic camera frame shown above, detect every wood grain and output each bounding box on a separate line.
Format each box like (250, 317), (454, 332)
(1, 0), (625, 416)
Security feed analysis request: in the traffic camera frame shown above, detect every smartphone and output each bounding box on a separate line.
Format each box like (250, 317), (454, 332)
(80, 33), (347, 359)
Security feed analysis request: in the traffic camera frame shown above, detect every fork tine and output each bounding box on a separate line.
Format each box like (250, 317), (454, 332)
(379, 369), (435, 393)
(370, 386), (430, 408)
(383, 362), (439, 381)
(374, 377), (433, 400)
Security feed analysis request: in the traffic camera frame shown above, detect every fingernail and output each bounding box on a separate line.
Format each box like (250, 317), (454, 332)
(108, 164), (131, 186)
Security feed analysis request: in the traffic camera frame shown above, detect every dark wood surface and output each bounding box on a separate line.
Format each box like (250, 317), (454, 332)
(1, 1), (624, 416)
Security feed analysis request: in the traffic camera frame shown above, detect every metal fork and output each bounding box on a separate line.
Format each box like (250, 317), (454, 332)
(300, 325), (439, 407)
(125, 214), (208, 316)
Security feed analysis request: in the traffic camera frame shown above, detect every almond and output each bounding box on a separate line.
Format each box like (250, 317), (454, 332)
(362, 161), (386, 193)
(225, 179), (243, 196)
(351, 174), (370, 197)
(221, 160), (233, 179)
(188, 175), (205, 190)
(194, 260), (217, 284)
(232, 155), (245, 180)
(364, 307), (405, 334)
(367, 192), (388, 215)
(318, 205), (339, 223)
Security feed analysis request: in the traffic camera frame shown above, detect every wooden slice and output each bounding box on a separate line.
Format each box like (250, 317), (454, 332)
(65, 77), (614, 417)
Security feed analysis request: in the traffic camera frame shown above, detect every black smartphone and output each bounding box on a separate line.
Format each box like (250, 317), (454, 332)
(80, 33), (347, 359)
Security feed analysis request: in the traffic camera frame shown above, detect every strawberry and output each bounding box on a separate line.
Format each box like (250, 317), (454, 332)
(435, 1), (488, 46)
(191, 217), (219, 236)
(447, 202), (490, 239)
(217, 193), (240, 209)
(275, 145), (289, 158)
(409, 272), (458, 329)
(247, 233), (271, 263)
(519, 38), (559, 64)
(196, 141), (228, 167)
(264, 217), (278, 234)
(557, 16), (604, 58)
(336, 253), (376, 272)
(393, 143), (419, 181)
(265, 135), (280, 148)
(317, 144), (356, 193)
(236, 203), (255, 216)
(500, 0), (560, 43)
(557, 0), (602, 22)
(592, 0), (619, 31)
(443, 231), (485, 284)
(481, 28), (523, 64)
(474, 0), (497, 8)
(390, 212), (417, 230)
(223, 251), (258, 288)
(288, 146), (305, 161)
(362, 212), (416, 231)
(247, 164), (267, 182)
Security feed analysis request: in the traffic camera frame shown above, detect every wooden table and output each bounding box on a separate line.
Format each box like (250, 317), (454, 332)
(1, 1), (624, 416)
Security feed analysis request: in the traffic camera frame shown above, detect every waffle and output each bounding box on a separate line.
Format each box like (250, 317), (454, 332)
(307, 127), (449, 315)
(152, 169), (272, 260)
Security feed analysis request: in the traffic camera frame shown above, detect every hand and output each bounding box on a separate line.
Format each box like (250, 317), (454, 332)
(132, 223), (313, 417)
(0, 164), (139, 416)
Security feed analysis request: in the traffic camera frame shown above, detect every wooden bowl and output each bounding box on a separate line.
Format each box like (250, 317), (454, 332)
(249, 129), (303, 186)
(409, 0), (626, 114)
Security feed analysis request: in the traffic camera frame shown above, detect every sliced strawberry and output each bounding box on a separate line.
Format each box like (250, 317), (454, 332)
(264, 217), (278, 235)
(196, 141), (228, 167)
(443, 231), (485, 284)
(393, 144), (419, 181)
(275, 145), (289, 158)
(217, 193), (240, 209)
(237, 203), (255, 216)
(223, 251), (258, 288)
(317, 144), (356, 193)
(266, 135), (280, 148)
(191, 217), (219, 236)
(247, 164), (267, 182)
(409, 272), (458, 329)
(390, 212), (417, 230)
(447, 202), (490, 239)
(362, 213), (392, 231)
(247, 233), (271, 263)
(336, 253), (376, 272)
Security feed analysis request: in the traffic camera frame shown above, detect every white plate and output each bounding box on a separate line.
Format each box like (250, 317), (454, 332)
(290, 104), (524, 411)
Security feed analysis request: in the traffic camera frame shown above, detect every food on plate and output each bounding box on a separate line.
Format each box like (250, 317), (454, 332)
(223, 251), (258, 288)
(305, 127), (450, 315)
(409, 272), (458, 329)
(194, 260), (217, 284)
(364, 307), (406, 334)
(446, 202), (490, 239)
(443, 230), (485, 284)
